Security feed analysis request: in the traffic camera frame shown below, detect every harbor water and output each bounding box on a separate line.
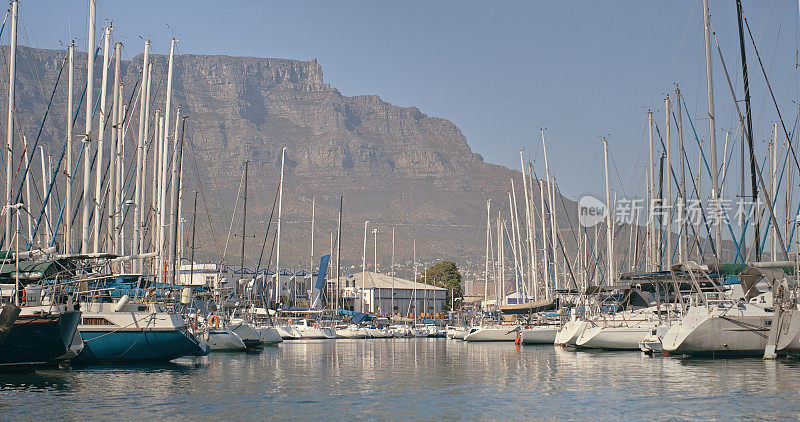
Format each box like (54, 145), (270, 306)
(3, 339), (800, 420)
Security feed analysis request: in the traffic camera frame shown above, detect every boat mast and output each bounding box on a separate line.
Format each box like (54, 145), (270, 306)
(702, 0), (721, 262)
(665, 96), (672, 267)
(189, 191), (197, 296)
(106, 41), (120, 257)
(161, 38), (176, 278)
(510, 179), (526, 298)
(65, 42), (74, 254)
(133, 39), (150, 272)
(527, 161), (539, 300)
(93, 24), (111, 253)
(22, 136), (29, 245)
(647, 111), (655, 271)
(484, 199), (490, 308)
(541, 129), (559, 291)
(603, 139), (614, 284)
(275, 147), (285, 304)
(413, 239), (417, 322)
(507, 190), (521, 299)
(335, 195), (342, 310)
(4, 0), (17, 250)
(391, 226), (395, 317)
(736, 0), (757, 261)
(539, 180), (550, 300)
(309, 195), (315, 299)
(520, 152), (536, 301)
(39, 147), (50, 246)
(240, 161), (248, 292)
(81, 0), (96, 254)
(676, 86), (687, 263)
(361, 220), (368, 312)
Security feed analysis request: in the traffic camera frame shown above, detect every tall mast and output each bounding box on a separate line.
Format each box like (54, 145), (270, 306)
(335, 195), (342, 310)
(151, 111), (162, 263)
(4, 0), (17, 249)
(275, 147), (285, 303)
(133, 39), (150, 271)
(520, 152), (535, 300)
(189, 191), (197, 296)
(702, 0), (721, 262)
(665, 96), (672, 266)
(510, 179), (525, 297)
(65, 43), (74, 254)
(81, 0), (96, 253)
(484, 199), (490, 307)
(507, 191), (520, 297)
(140, 62), (152, 259)
(676, 86), (687, 263)
(541, 129), (557, 291)
(40, 147), (50, 245)
(22, 136), (29, 244)
(539, 180), (550, 300)
(240, 161), (248, 288)
(603, 139), (614, 284)
(361, 220), (368, 312)
(526, 161), (539, 300)
(647, 111), (655, 271)
(309, 195), (315, 280)
(168, 107), (181, 276)
(114, 87), (124, 256)
(391, 226), (395, 316)
(106, 41), (120, 255)
(413, 239), (417, 322)
(169, 116), (185, 285)
(772, 124), (778, 261)
(736, 0), (757, 260)
(93, 25), (111, 253)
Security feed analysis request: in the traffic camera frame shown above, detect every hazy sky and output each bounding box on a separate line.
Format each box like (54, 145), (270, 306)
(13, 1), (800, 200)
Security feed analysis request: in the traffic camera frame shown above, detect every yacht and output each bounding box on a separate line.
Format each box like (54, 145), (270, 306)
(74, 295), (209, 363)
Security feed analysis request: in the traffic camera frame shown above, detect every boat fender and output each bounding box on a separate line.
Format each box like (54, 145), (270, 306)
(208, 314), (221, 328)
(114, 294), (130, 312)
(514, 331), (521, 345)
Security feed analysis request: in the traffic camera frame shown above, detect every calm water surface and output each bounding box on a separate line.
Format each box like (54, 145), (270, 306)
(2, 339), (800, 421)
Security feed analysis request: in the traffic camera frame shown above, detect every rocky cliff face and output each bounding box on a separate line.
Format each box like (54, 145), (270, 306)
(3, 46), (565, 275)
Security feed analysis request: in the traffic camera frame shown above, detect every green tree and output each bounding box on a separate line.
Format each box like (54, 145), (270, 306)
(417, 261), (463, 312)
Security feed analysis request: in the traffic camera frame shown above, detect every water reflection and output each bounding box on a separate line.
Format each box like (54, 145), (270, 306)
(2, 339), (800, 420)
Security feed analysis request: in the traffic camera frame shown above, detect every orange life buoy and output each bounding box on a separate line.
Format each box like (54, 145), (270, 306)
(207, 314), (221, 328)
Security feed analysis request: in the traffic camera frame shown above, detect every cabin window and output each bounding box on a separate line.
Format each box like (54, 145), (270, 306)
(766, 320), (772, 327)
(83, 317), (114, 326)
(138, 306), (148, 311)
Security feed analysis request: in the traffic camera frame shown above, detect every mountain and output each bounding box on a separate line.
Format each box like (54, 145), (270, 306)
(2, 45), (574, 279)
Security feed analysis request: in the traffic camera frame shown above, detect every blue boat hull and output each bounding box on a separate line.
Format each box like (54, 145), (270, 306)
(74, 329), (208, 363)
(0, 310), (81, 367)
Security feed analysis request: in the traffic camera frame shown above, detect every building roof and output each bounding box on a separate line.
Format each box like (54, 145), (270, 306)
(335, 271), (447, 291)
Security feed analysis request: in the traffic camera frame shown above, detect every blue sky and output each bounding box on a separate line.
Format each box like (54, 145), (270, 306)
(14, 1), (800, 200)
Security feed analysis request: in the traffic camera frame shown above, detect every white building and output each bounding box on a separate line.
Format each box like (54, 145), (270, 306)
(334, 271), (447, 315)
(178, 263), (225, 288)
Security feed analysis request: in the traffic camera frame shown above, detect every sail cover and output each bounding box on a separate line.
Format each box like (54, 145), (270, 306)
(314, 254), (331, 291)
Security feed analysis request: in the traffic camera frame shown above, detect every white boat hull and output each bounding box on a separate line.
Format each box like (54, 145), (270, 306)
(255, 326), (283, 345)
(662, 305), (771, 357)
(575, 325), (653, 350)
(521, 326), (558, 344)
(203, 329), (247, 351)
(464, 325), (520, 342)
(554, 320), (587, 346)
